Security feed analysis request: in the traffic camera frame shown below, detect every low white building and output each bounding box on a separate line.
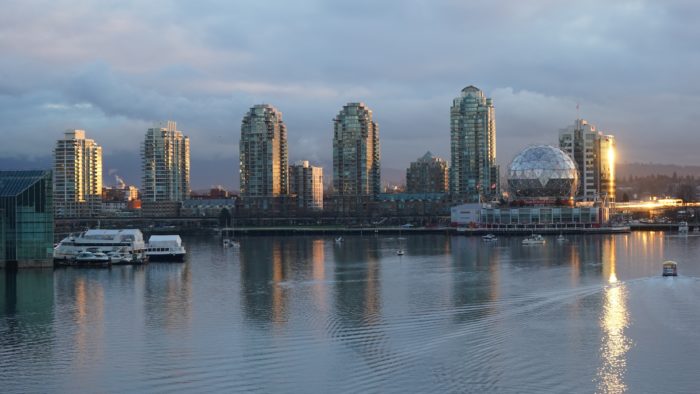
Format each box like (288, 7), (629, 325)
(450, 203), (482, 226)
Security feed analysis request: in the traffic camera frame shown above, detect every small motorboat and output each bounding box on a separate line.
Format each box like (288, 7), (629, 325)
(223, 239), (240, 248)
(335, 236), (343, 243)
(556, 234), (567, 242)
(73, 252), (111, 267)
(662, 260), (678, 277)
(482, 234), (497, 242)
(522, 234), (546, 245)
(396, 249), (405, 256)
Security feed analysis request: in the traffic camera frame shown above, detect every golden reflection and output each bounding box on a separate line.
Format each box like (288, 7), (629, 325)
(73, 278), (104, 368)
(596, 255), (631, 394)
(311, 240), (327, 312)
(570, 245), (580, 286)
(271, 242), (287, 327)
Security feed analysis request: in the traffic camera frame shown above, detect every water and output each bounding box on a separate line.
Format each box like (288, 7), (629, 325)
(2, 232), (700, 393)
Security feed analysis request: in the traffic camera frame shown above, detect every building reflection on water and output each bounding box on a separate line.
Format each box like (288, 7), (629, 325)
(144, 262), (192, 330)
(0, 270), (54, 363)
(449, 237), (500, 322)
(239, 238), (291, 327)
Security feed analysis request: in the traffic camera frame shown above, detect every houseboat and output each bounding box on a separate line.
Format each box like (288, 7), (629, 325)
(147, 235), (187, 261)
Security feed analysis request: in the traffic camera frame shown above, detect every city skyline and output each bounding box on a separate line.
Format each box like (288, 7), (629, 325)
(2, 1), (699, 189)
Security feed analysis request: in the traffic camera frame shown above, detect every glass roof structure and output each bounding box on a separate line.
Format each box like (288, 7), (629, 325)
(508, 145), (578, 198)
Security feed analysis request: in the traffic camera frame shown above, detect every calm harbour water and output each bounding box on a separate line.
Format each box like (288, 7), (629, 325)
(2, 232), (700, 393)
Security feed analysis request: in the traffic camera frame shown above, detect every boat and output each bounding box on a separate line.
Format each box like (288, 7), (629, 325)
(396, 249), (405, 256)
(146, 235), (187, 262)
(556, 233), (567, 242)
(64, 251), (111, 267)
(662, 260), (678, 277)
(678, 221), (689, 233)
(522, 234), (546, 245)
(335, 236), (343, 243)
(223, 238), (240, 248)
(482, 233), (497, 242)
(54, 229), (148, 264)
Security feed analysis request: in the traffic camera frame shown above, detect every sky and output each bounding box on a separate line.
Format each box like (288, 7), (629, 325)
(1, 0), (699, 190)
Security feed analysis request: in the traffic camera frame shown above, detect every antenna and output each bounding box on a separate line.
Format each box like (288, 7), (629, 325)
(576, 102), (580, 120)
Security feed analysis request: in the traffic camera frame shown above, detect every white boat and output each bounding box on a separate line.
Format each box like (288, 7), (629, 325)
(396, 249), (405, 256)
(522, 234), (546, 245)
(482, 234), (497, 242)
(147, 235), (186, 261)
(67, 251), (111, 267)
(335, 236), (343, 243)
(223, 239), (240, 248)
(54, 229), (147, 263)
(556, 234), (567, 242)
(678, 221), (689, 233)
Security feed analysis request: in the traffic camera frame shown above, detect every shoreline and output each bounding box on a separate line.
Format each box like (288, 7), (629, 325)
(217, 226), (633, 237)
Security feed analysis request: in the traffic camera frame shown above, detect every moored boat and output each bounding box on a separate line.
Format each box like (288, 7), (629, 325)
(662, 260), (678, 277)
(55, 251), (112, 268)
(54, 229), (147, 264)
(678, 221), (689, 233)
(522, 234), (546, 245)
(147, 235), (186, 262)
(482, 233), (497, 242)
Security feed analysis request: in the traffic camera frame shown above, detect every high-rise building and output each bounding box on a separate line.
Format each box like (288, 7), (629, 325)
(53, 130), (102, 217)
(289, 161), (323, 211)
(141, 121), (190, 202)
(239, 104), (288, 197)
(558, 119), (616, 202)
(333, 102), (380, 199)
(450, 86), (499, 202)
(406, 151), (449, 193)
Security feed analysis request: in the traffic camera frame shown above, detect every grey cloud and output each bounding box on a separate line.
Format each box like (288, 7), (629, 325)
(1, 0), (700, 191)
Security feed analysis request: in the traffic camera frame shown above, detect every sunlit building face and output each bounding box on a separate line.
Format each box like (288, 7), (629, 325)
(141, 121), (190, 202)
(239, 104), (288, 197)
(53, 130), (103, 217)
(332, 102), (380, 198)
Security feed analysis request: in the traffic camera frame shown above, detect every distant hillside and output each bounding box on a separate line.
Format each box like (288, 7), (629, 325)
(617, 163), (700, 178)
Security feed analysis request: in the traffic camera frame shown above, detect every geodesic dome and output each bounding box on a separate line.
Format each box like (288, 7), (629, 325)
(508, 145), (579, 199)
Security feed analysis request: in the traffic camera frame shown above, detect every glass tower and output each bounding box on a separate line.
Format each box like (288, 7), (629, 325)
(239, 104), (288, 197)
(0, 170), (53, 268)
(332, 102), (380, 199)
(450, 86), (499, 202)
(141, 121), (190, 202)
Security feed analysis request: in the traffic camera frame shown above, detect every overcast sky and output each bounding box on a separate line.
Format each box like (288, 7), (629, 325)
(1, 0), (699, 189)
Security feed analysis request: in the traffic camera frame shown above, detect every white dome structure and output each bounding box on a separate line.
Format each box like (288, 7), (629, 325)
(508, 145), (579, 199)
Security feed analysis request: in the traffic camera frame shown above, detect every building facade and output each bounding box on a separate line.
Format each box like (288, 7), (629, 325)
(450, 86), (499, 202)
(141, 121), (190, 202)
(332, 102), (380, 199)
(406, 151), (449, 193)
(239, 104), (288, 197)
(558, 119), (616, 202)
(0, 170), (54, 268)
(289, 161), (323, 211)
(53, 130), (102, 217)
